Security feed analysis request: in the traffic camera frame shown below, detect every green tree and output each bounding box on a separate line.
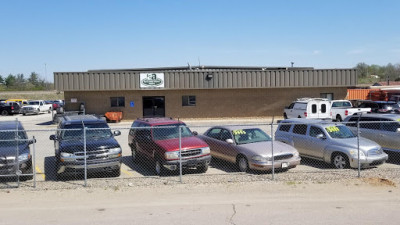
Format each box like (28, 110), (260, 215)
(5, 74), (16, 87)
(0, 75), (4, 85)
(355, 63), (369, 78)
(28, 72), (39, 86)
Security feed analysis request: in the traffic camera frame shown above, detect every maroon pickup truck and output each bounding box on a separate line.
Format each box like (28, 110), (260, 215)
(128, 117), (211, 175)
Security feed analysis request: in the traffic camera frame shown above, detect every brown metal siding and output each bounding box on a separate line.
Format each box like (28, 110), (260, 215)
(54, 69), (357, 91)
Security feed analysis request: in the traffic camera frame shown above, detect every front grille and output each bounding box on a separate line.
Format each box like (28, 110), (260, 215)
(75, 149), (109, 161)
(368, 148), (383, 156)
(181, 149), (202, 158)
(0, 158), (15, 164)
(274, 153), (293, 161)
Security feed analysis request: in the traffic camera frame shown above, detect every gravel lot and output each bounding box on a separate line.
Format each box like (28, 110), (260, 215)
(1, 112), (400, 190)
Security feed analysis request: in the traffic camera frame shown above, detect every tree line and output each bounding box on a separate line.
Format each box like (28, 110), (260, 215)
(355, 63), (400, 81)
(0, 72), (54, 91)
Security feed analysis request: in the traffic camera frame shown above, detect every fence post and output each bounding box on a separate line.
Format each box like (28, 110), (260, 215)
(271, 117), (275, 181)
(33, 136), (36, 188)
(179, 125), (182, 183)
(84, 127), (87, 187)
(357, 118), (361, 178)
(16, 118), (20, 187)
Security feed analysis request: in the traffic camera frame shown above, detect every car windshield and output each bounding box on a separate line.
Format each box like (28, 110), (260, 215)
(61, 123), (112, 140)
(232, 128), (271, 145)
(0, 130), (28, 146)
(28, 101), (40, 105)
(325, 125), (356, 139)
(152, 124), (193, 140)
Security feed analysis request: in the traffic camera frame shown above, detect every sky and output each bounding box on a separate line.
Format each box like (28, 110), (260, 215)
(1, 0), (400, 82)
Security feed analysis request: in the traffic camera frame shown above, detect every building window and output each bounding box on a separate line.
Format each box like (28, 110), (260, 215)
(110, 97), (125, 107)
(320, 93), (334, 100)
(182, 96), (196, 106)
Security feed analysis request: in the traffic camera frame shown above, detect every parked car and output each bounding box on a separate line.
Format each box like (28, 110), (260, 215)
(373, 101), (400, 113)
(284, 98), (331, 119)
(389, 95), (400, 106)
(0, 121), (35, 180)
(352, 100), (379, 111)
(330, 100), (370, 122)
(0, 102), (21, 116)
(198, 126), (300, 172)
(128, 117), (211, 175)
(343, 114), (400, 154)
(49, 115), (122, 179)
(5, 99), (28, 106)
(21, 100), (52, 115)
(275, 118), (388, 169)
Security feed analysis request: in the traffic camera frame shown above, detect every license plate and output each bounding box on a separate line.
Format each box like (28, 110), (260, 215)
(282, 162), (289, 168)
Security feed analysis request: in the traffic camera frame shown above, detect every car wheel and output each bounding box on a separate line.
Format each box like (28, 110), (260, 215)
(336, 115), (342, 122)
(22, 113), (26, 116)
(131, 145), (138, 162)
(283, 113), (288, 119)
(111, 168), (121, 177)
(298, 116), (301, 118)
(1, 110), (8, 116)
(197, 164), (209, 173)
(332, 153), (349, 169)
(36, 109), (40, 115)
(155, 160), (165, 176)
(237, 156), (249, 172)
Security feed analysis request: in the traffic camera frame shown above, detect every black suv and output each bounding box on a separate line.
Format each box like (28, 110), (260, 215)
(50, 115), (122, 179)
(0, 121), (35, 180)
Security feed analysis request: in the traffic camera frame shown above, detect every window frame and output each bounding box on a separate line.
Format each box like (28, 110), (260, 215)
(110, 97), (125, 107)
(182, 95), (196, 106)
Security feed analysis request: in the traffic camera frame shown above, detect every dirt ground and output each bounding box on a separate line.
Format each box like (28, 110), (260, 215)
(0, 178), (399, 225)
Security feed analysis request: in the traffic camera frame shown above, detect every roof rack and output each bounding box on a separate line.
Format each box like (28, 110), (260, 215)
(296, 97), (329, 102)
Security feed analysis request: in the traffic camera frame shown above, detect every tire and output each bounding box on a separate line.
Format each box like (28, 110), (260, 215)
(336, 115), (342, 122)
(130, 145), (138, 162)
(283, 113), (288, 119)
(197, 164), (209, 173)
(23, 113), (26, 116)
(36, 109), (40, 115)
(154, 160), (166, 176)
(298, 116), (301, 118)
(332, 153), (350, 169)
(1, 110), (8, 116)
(237, 156), (249, 172)
(111, 168), (121, 177)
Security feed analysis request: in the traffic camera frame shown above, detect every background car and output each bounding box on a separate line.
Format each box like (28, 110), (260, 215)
(0, 121), (35, 181)
(199, 126), (300, 172)
(344, 114), (400, 154)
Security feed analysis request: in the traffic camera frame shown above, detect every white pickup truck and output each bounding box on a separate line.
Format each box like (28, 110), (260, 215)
(330, 100), (370, 122)
(21, 100), (53, 115)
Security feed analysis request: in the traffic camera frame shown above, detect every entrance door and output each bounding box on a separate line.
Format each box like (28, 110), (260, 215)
(143, 96), (165, 117)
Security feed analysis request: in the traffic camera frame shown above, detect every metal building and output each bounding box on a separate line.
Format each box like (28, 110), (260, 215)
(54, 66), (357, 119)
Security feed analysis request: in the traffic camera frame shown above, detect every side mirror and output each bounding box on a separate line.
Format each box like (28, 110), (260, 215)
(113, 130), (121, 136)
(49, 135), (56, 141)
(226, 139), (234, 144)
(192, 131), (198, 136)
(316, 134), (326, 139)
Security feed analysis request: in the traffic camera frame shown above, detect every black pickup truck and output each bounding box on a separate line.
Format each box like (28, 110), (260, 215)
(0, 102), (20, 116)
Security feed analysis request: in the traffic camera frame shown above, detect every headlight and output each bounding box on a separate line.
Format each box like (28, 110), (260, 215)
(165, 151), (180, 160)
(108, 147), (122, 154)
(252, 155), (270, 162)
(293, 151), (300, 158)
(18, 153), (30, 161)
(60, 152), (74, 158)
(201, 147), (210, 154)
(349, 150), (365, 157)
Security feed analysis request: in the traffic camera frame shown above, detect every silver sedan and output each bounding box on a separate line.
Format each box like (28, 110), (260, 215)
(198, 126), (301, 172)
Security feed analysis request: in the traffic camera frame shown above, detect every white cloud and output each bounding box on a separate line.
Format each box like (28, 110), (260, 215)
(347, 49), (365, 55)
(312, 50), (321, 55)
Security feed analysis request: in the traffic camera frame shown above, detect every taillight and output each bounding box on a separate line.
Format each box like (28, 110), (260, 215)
(304, 112), (307, 117)
(345, 110), (348, 116)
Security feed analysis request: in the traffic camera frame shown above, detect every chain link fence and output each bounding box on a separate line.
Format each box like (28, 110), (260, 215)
(1, 119), (400, 189)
